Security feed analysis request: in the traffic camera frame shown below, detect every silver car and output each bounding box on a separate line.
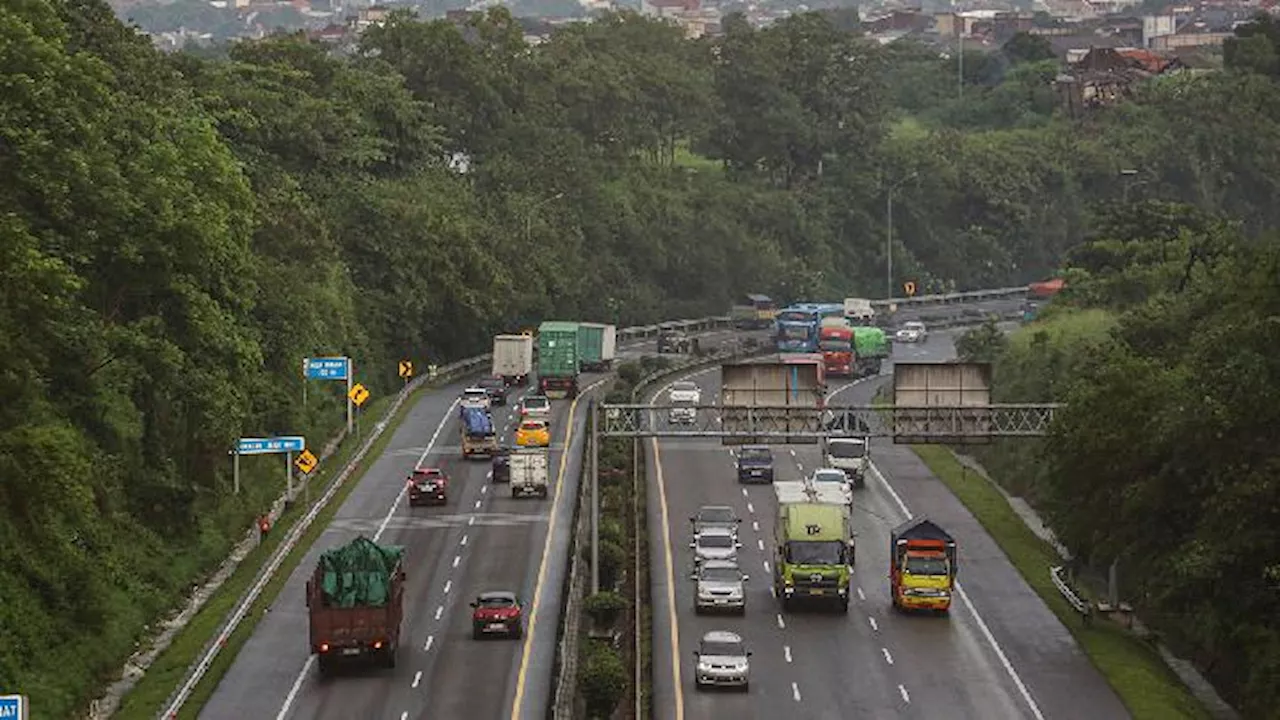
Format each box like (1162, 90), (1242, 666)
(691, 505), (740, 538)
(693, 630), (751, 690)
(690, 527), (741, 565)
(895, 321), (927, 343)
(690, 560), (748, 614)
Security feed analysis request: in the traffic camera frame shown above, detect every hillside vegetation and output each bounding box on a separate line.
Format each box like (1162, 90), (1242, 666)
(6, 1), (1280, 714)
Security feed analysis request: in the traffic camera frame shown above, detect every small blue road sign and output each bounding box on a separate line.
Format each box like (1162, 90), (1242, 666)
(304, 356), (350, 380)
(236, 436), (306, 455)
(0, 695), (29, 720)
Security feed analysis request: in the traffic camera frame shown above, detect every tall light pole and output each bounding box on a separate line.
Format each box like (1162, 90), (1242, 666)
(523, 191), (565, 244)
(886, 171), (918, 300)
(1119, 168), (1139, 204)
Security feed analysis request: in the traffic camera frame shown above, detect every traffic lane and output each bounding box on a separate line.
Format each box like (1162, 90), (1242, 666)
(780, 440), (1033, 720)
(842, 335), (1129, 719)
(200, 376), (474, 720)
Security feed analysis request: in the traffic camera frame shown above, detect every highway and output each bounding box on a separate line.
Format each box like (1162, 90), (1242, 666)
(198, 332), (718, 720)
(646, 326), (1130, 720)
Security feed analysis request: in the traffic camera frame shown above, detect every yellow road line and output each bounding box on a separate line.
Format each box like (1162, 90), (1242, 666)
(651, 436), (685, 720)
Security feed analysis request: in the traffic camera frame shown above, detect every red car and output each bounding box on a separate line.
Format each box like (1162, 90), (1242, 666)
(407, 468), (448, 506)
(470, 591), (524, 639)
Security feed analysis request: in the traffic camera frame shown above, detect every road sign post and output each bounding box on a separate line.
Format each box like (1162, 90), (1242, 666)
(232, 436), (307, 495)
(294, 449), (318, 503)
(304, 356), (353, 434)
(399, 360), (414, 388)
(348, 383), (370, 441)
(0, 695), (30, 720)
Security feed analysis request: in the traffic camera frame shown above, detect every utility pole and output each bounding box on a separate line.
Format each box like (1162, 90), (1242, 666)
(590, 402), (600, 594)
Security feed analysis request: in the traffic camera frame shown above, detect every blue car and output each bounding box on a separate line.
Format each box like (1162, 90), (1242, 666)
(735, 446), (774, 483)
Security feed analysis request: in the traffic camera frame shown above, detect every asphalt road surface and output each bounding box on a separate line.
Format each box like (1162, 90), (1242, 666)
(645, 326), (1130, 720)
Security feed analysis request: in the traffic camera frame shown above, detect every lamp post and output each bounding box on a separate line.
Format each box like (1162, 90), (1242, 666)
(886, 171), (919, 300)
(523, 191), (565, 244)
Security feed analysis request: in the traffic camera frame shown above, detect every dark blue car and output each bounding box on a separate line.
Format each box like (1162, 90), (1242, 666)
(736, 446), (774, 484)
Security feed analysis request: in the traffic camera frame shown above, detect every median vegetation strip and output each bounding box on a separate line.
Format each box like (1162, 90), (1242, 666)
(908, 444), (1209, 720)
(116, 384), (423, 719)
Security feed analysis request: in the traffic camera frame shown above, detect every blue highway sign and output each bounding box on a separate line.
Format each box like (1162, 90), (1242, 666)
(237, 436), (306, 455)
(0, 695), (29, 720)
(304, 356), (350, 380)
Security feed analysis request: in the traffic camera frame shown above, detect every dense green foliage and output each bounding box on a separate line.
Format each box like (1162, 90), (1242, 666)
(6, 0), (1280, 713)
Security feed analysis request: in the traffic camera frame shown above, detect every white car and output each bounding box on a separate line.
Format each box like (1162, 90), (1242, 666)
(694, 630), (751, 690)
(895, 321), (927, 343)
(519, 395), (551, 419)
(461, 387), (491, 409)
(669, 381), (701, 404)
(690, 527), (741, 566)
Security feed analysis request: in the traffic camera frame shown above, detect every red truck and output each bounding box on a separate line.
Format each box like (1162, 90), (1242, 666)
(889, 517), (957, 614)
(306, 536), (405, 675)
(818, 324), (855, 378)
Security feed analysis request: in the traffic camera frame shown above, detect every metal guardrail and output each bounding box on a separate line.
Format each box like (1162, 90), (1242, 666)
(1051, 565), (1092, 624)
(870, 285), (1028, 310)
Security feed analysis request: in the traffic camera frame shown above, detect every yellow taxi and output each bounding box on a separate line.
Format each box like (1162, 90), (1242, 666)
(515, 419), (550, 447)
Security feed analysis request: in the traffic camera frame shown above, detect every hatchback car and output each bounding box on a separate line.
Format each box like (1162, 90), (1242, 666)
(461, 387), (491, 409)
(478, 376), (508, 406)
(691, 505), (741, 538)
(693, 630), (751, 690)
(470, 591), (523, 639)
(690, 527), (741, 566)
(407, 468), (448, 506)
(690, 560), (749, 615)
(735, 446), (774, 483)
(516, 419), (550, 447)
(519, 395), (551, 419)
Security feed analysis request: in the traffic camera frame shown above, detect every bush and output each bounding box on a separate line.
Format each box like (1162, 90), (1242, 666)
(597, 539), (627, 590)
(617, 362), (644, 387)
(584, 590), (630, 627)
(580, 643), (627, 718)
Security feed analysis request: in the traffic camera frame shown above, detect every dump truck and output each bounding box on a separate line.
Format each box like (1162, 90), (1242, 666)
(890, 517), (957, 614)
(720, 355), (824, 445)
(306, 536), (405, 675)
(537, 321), (580, 399)
(492, 334), (534, 386)
(577, 322), (617, 372)
(509, 448), (550, 498)
(852, 326), (889, 376)
(773, 484), (853, 611)
(460, 406), (497, 459)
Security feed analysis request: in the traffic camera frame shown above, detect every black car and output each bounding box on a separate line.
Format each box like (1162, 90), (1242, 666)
(735, 446), (774, 483)
(479, 376), (508, 406)
(491, 446), (511, 483)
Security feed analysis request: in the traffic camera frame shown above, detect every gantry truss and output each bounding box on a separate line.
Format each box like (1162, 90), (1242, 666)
(598, 403), (1062, 444)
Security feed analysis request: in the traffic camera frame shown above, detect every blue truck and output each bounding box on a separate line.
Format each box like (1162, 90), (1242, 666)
(460, 406), (497, 459)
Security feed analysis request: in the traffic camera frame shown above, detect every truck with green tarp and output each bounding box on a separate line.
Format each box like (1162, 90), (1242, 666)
(576, 322), (617, 372)
(537, 321), (580, 398)
(306, 536), (405, 674)
(852, 326), (889, 376)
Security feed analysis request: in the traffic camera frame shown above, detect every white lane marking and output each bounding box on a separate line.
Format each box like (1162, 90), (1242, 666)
(869, 616), (879, 632)
(400, 712), (408, 720)
(784, 645), (792, 663)
(757, 539), (764, 551)
(486, 470), (493, 478)
(796, 463), (804, 474)
(747, 502), (755, 514)
(424, 635), (434, 651)
(412, 671), (422, 688)
(452, 555), (461, 568)
(461, 534), (469, 545)
(899, 684), (911, 703)
(882, 647), (894, 665)
(481, 485), (488, 494)
(474, 499), (482, 508)
(741, 487), (748, 497)
(274, 656), (314, 720)
(444, 579), (452, 594)
(468, 516), (475, 526)
(276, 396), (460, 720)
(792, 682), (802, 702)
(752, 520), (760, 532)
(857, 587), (865, 601)
(790, 449), (797, 456)
(776, 613), (786, 629)
(764, 560), (771, 573)
(871, 462), (1046, 720)
(434, 605), (443, 621)
(769, 586), (776, 597)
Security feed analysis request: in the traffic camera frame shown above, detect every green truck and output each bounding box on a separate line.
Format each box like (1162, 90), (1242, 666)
(537, 321), (580, 399)
(852, 326), (889, 377)
(576, 322), (617, 372)
(773, 499), (853, 611)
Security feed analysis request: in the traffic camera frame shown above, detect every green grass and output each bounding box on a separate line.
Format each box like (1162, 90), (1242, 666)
(671, 142), (722, 174)
(116, 384), (426, 719)
(909, 445), (1210, 720)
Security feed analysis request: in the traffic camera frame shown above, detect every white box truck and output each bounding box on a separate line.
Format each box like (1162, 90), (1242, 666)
(509, 448), (550, 498)
(492, 334), (534, 386)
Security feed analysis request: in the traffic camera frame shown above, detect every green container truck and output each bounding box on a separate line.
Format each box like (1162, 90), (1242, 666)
(852, 326), (889, 376)
(537, 321), (580, 398)
(577, 322), (617, 372)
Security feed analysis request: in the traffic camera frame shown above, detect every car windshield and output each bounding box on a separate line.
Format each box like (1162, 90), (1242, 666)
(480, 378), (503, 389)
(672, 382), (698, 393)
(904, 323), (924, 331)
(814, 471), (845, 483)
(700, 641), (743, 657)
(697, 508), (735, 524)
(525, 398), (548, 409)
(701, 567), (741, 583)
(699, 534), (734, 549)
(828, 441), (866, 458)
(905, 556), (950, 576)
(779, 325), (810, 340)
(478, 596), (516, 608)
(465, 389), (487, 398)
(740, 448), (771, 462)
(786, 540), (844, 565)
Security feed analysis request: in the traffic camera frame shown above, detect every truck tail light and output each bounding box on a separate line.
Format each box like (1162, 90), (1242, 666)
(319, 642), (330, 653)
(372, 640), (384, 650)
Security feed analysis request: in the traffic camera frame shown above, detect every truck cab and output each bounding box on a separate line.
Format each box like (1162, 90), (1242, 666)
(890, 517), (957, 614)
(774, 502), (852, 611)
(824, 437), (869, 488)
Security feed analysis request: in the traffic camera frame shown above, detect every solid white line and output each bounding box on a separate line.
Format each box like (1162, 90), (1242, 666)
(274, 655), (315, 720)
(453, 555), (461, 568)
(869, 462), (1046, 720)
(444, 579), (452, 594)
(424, 635), (434, 652)
(412, 670), (422, 688)
(776, 613), (786, 629)
(756, 539), (764, 551)
(869, 616), (879, 632)
(899, 684), (911, 703)
(784, 645), (792, 663)
(882, 647), (894, 665)
(792, 682), (802, 702)
(434, 605), (443, 621)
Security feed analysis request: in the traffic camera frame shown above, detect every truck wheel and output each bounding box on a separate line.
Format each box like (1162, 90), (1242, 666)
(384, 646), (397, 669)
(317, 656), (333, 677)
(839, 597), (850, 613)
(540, 487), (548, 498)
(512, 488), (519, 498)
